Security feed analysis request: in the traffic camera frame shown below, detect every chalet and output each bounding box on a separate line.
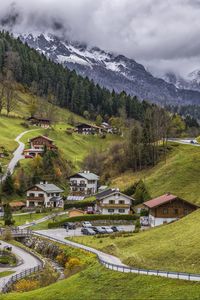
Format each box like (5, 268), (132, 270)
(24, 135), (57, 156)
(75, 123), (103, 135)
(69, 171), (99, 196)
(143, 193), (199, 227)
(27, 117), (51, 129)
(101, 122), (113, 133)
(95, 188), (134, 215)
(26, 182), (64, 208)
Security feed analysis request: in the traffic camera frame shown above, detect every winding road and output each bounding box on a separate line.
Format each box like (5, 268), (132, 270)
(0, 240), (42, 291)
(2, 129), (38, 181)
(34, 229), (200, 282)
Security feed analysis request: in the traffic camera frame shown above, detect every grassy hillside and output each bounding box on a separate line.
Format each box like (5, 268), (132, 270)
(2, 250), (200, 300)
(71, 209), (200, 274)
(112, 143), (200, 204)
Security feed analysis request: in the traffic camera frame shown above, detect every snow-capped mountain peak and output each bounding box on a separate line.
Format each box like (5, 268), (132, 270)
(19, 32), (200, 106)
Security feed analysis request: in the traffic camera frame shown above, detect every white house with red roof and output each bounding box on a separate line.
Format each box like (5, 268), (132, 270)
(143, 193), (198, 227)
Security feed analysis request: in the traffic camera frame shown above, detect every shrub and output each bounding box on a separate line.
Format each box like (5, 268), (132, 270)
(65, 257), (81, 271)
(48, 214), (138, 228)
(56, 253), (68, 267)
(2, 227), (13, 241)
(13, 279), (40, 292)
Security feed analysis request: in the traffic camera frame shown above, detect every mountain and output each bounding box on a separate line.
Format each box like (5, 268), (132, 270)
(19, 33), (200, 106)
(164, 70), (200, 92)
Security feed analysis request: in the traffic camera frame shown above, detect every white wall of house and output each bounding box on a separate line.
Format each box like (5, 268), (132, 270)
(26, 190), (61, 208)
(149, 214), (178, 227)
(97, 193), (132, 215)
(101, 207), (130, 215)
(70, 177), (98, 194)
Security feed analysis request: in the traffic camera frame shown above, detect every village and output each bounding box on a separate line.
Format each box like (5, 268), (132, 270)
(1, 128), (197, 231)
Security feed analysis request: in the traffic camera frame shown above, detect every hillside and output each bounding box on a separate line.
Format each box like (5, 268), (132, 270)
(2, 244), (200, 300)
(112, 143), (200, 205)
(0, 31), (156, 124)
(21, 33), (200, 106)
(71, 209), (200, 274)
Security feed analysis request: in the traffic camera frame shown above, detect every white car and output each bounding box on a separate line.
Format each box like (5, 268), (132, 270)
(82, 221), (92, 228)
(101, 226), (114, 234)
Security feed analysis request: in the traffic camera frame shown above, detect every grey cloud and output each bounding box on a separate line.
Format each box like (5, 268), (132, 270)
(0, 0), (200, 76)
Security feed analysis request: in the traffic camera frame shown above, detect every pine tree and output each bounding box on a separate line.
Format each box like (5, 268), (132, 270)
(3, 203), (13, 226)
(2, 171), (14, 195)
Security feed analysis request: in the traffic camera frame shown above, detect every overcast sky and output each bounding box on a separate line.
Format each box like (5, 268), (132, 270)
(1, 0), (200, 77)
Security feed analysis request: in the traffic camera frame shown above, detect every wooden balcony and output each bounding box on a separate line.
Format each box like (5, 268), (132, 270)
(100, 204), (130, 209)
(27, 196), (44, 202)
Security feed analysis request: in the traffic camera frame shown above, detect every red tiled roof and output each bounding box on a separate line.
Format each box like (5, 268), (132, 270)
(144, 194), (178, 208)
(10, 202), (26, 207)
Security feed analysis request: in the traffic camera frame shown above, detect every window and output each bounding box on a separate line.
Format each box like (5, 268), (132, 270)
(108, 209), (114, 213)
(163, 208), (168, 214)
(39, 193), (44, 198)
(119, 200), (125, 204)
(29, 193), (35, 198)
(47, 193), (50, 197)
(56, 193), (59, 196)
(174, 209), (178, 215)
(109, 200), (115, 204)
(119, 209), (125, 213)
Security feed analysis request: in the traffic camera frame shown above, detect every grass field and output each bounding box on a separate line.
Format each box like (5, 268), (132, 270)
(30, 213), (69, 230)
(0, 271), (15, 278)
(70, 209), (200, 274)
(2, 254), (200, 300)
(7, 213), (49, 226)
(112, 143), (200, 204)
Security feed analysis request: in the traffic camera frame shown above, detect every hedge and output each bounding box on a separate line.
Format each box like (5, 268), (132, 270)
(64, 201), (95, 210)
(48, 214), (138, 228)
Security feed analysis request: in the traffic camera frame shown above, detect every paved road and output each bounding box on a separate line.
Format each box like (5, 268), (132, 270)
(168, 138), (200, 146)
(34, 227), (200, 281)
(35, 225), (135, 237)
(0, 240), (42, 291)
(34, 229), (127, 266)
(2, 129), (38, 181)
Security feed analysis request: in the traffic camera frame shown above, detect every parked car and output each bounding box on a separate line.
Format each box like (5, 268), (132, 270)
(62, 222), (76, 230)
(115, 226), (125, 232)
(140, 216), (149, 226)
(101, 226), (114, 234)
(81, 228), (96, 235)
(93, 226), (107, 234)
(82, 221), (92, 228)
(87, 206), (94, 214)
(111, 226), (119, 232)
(24, 154), (33, 159)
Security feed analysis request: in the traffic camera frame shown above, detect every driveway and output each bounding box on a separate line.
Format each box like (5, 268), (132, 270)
(2, 129), (38, 181)
(0, 240), (42, 291)
(36, 225), (135, 238)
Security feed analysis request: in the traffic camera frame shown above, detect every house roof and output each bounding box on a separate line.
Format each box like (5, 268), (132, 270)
(49, 196), (63, 202)
(29, 183), (63, 193)
(96, 188), (134, 201)
(30, 135), (53, 142)
(143, 193), (198, 209)
(10, 201), (26, 207)
(69, 172), (99, 181)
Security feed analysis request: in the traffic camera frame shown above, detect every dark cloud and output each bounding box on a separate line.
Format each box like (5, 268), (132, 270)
(0, 0), (200, 76)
